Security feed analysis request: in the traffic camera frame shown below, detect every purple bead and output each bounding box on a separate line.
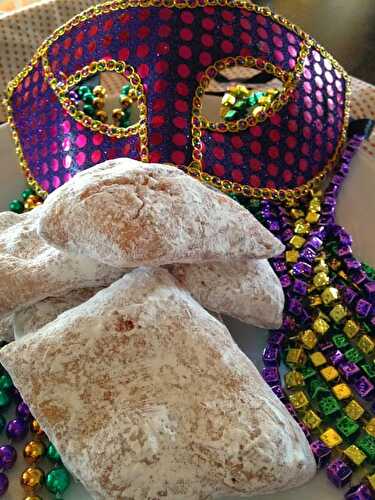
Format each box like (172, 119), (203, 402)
(327, 459), (352, 488)
(293, 278), (308, 296)
(364, 280), (375, 297)
(0, 473), (8, 496)
(288, 298), (303, 316)
(281, 228), (293, 241)
(299, 246), (316, 263)
(324, 195), (336, 207)
(307, 236), (323, 251)
(279, 274), (292, 288)
(9, 387), (21, 403)
(16, 401), (31, 420)
(319, 215), (331, 225)
(356, 298), (372, 317)
(272, 260), (287, 274)
(338, 228), (352, 246)
(5, 418), (28, 441)
(298, 421), (311, 439)
(0, 445), (17, 470)
(354, 376), (374, 400)
(285, 402), (297, 418)
(262, 345), (279, 367)
(338, 362), (361, 381)
(344, 483), (373, 500)
(292, 261), (312, 276)
(262, 367), (280, 385)
(268, 331), (285, 347)
(319, 341), (335, 354)
(270, 384), (286, 400)
(332, 174), (345, 187)
(267, 220), (280, 232)
(352, 270), (367, 285)
(282, 315), (296, 331)
(343, 287), (358, 305)
(344, 257), (361, 271)
(338, 246), (352, 258)
(310, 440), (331, 468)
(329, 349), (345, 366)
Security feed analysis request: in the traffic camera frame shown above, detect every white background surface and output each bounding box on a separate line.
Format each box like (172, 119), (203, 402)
(1, 122), (374, 498)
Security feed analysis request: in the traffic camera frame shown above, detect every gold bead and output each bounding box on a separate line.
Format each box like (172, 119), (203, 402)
(24, 195), (42, 211)
(320, 366), (339, 382)
(20, 467), (44, 491)
(258, 95), (272, 105)
(305, 211), (320, 223)
(309, 295), (322, 307)
(312, 317), (330, 335)
(221, 93), (236, 107)
(357, 335), (374, 354)
(343, 444), (367, 466)
(30, 419), (44, 436)
(286, 348), (307, 367)
(294, 219), (310, 235)
(303, 409), (322, 429)
(300, 329), (317, 350)
(367, 471), (375, 491)
(321, 286), (339, 305)
(343, 319), (360, 338)
(345, 400), (365, 421)
(309, 197), (321, 212)
(252, 105), (265, 117)
(329, 304), (347, 323)
(266, 88), (279, 96)
(332, 383), (352, 400)
(314, 260), (329, 274)
(285, 370), (304, 388)
(313, 272), (330, 288)
(112, 108), (125, 121)
(309, 351), (327, 368)
(23, 441), (45, 464)
(290, 208), (305, 219)
(96, 110), (108, 123)
(290, 235), (306, 249)
(24, 496), (42, 500)
(285, 249), (299, 263)
(127, 87), (137, 99)
(120, 95), (133, 108)
(93, 97), (105, 109)
(93, 85), (106, 97)
(320, 427), (343, 448)
(289, 390), (309, 410)
(329, 258), (341, 271)
(365, 417), (375, 437)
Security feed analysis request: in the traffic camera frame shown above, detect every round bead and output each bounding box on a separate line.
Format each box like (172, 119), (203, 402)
(20, 467), (44, 491)
(17, 401), (32, 420)
(83, 104), (96, 117)
(46, 443), (60, 462)
(0, 390), (11, 409)
(120, 84), (130, 96)
(120, 95), (132, 108)
(93, 85), (106, 97)
(96, 110), (108, 123)
(9, 199), (24, 214)
(77, 85), (91, 97)
(45, 466), (70, 494)
(6, 418), (28, 441)
(112, 108), (124, 120)
(23, 441), (45, 463)
(0, 473), (9, 496)
(30, 419), (44, 436)
(128, 87), (137, 99)
(82, 92), (95, 104)
(0, 373), (13, 391)
(24, 195), (42, 211)
(21, 188), (34, 200)
(24, 496), (42, 500)
(93, 97), (105, 109)
(0, 445), (17, 470)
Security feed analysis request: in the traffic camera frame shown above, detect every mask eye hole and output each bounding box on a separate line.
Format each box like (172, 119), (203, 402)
(71, 72), (140, 128)
(201, 66), (284, 123)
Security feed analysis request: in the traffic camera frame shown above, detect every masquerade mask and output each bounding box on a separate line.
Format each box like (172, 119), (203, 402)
(5, 0), (349, 202)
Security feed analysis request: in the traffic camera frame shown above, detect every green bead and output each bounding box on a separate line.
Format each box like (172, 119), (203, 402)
(0, 390), (11, 409)
(345, 347), (363, 364)
(46, 466), (71, 494)
(83, 104), (96, 117)
(361, 363), (375, 380)
(0, 415), (5, 433)
(254, 91), (265, 100)
(319, 395), (341, 416)
(47, 443), (61, 462)
(82, 92), (94, 104)
(120, 84), (130, 96)
(356, 434), (375, 463)
(335, 415), (360, 440)
(21, 188), (34, 200)
(308, 378), (331, 400)
(233, 99), (248, 111)
(224, 109), (238, 121)
(301, 366), (316, 380)
(77, 85), (91, 97)
(332, 334), (349, 349)
(9, 199), (24, 214)
(0, 373), (13, 391)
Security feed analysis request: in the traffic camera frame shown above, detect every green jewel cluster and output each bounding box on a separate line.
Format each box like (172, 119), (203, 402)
(221, 84), (279, 122)
(9, 187), (42, 214)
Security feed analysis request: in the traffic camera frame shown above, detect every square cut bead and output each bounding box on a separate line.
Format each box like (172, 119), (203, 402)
(356, 434), (375, 463)
(357, 335), (374, 355)
(290, 235), (306, 249)
(319, 396), (341, 416)
(294, 220), (310, 235)
(310, 440), (331, 467)
(335, 415), (360, 439)
(365, 418), (375, 438)
(314, 261), (329, 274)
(286, 348), (307, 366)
(309, 295), (323, 307)
(310, 352), (327, 367)
(303, 409), (322, 430)
(356, 299), (372, 318)
(343, 445), (367, 466)
(361, 363), (375, 380)
(301, 366), (317, 380)
(330, 304), (347, 323)
(345, 483), (373, 499)
(345, 347), (363, 364)
(286, 249), (299, 263)
(321, 428), (343, 448)
(293, 278), (308, 295)
(326, 459), (353, 488)
(306, 211), (320, 223)
(313, 317), (330, 335)
(345, 400), (365, 421)
(309, 198), (321, 212)
(330, 350), (345, 366)
(333, 334), (349, 349)
(290, 208), (305, 219)
(321, 286), (339, 305)
(367, 472), (375, 491)
(313, 272), (330, 288)
(292, 261), (312, 276)
(309, 378), (331, 399)
(262, 367), (280, 385)
(354, 376), (374, 400)
(333, 383), (352, 400)
(300, 330), (318, 350)
(285, 370), (304, 388)
(289, 390), (309, 409)
(339, 362), (361, 381)
(344, 319), (359, 339)
(320, 366), (339, 382)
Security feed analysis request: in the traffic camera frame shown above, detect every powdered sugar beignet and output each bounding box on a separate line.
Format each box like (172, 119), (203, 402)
(38, 158), (284, 268)
(0, 268), (315, 500)
(170, 258), (284, 329)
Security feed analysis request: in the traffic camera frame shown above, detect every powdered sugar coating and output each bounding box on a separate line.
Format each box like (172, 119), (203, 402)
(169, 259), (284, 329)
(13, 288), (101, 340)
(0, 209), (123, 317)
(0, 268), (315, 500)
(38, 159), (284, 268)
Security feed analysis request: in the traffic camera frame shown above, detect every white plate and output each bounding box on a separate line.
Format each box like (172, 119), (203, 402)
(2, 122), (374, 499)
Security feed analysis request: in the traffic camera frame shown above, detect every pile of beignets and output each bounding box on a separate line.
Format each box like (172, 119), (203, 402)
(0, 159), (316, 499)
